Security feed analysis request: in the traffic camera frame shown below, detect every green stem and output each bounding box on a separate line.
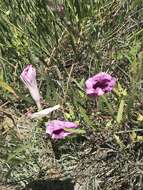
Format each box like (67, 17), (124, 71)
(101, 95), (114, 116)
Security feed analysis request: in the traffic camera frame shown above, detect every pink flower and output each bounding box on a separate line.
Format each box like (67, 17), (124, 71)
(46, 120), (78, 139)
(85, 72), (116, 97)
(20, 65), (41, 109)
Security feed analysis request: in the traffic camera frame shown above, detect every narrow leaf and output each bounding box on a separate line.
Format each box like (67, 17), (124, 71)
(79, 106), (94, 127)
(116, 99), (125, 124)
(64, 128), (86, 134)
(0, 79), (18, 98)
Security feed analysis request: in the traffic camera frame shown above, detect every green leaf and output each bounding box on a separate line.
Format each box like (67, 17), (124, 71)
(79, 106), (94, 127)
(73, 78), (84, 91)
(130, 131), (137, 142)
(0, 69), (4, 80)
(137, 114), (143, 121)
(0, 79), (18, 98)
(113, 83), (127, 97)
(7, 144), (31, 162)
(116, 99), (125, 124)
(101, 95), (114, 116)
(64, 128), (86, 134)
(114, 134), (125, 148)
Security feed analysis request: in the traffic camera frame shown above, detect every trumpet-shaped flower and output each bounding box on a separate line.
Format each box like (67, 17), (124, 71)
(85, 72), (116, 97)
(46, 120), (78, 139)
(20, 65), (41, 109)
(28, 105), (60, 119)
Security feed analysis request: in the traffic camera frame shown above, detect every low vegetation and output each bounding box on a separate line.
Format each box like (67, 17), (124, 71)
(0, 0), (143, 189)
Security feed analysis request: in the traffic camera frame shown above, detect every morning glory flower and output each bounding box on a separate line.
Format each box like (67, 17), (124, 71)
(46, 120), (79, 139)
(20, 64), (41, 110)
(85, 72), (116, 97)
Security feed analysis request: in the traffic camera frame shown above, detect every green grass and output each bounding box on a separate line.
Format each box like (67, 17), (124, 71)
(0, 0), (143, 189)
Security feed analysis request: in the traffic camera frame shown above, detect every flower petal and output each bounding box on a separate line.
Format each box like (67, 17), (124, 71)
(85, 72), (116, 97)
(46, 120), (79, 139)
(20, 65), (41, 109)
(28, 105), (60, 119)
